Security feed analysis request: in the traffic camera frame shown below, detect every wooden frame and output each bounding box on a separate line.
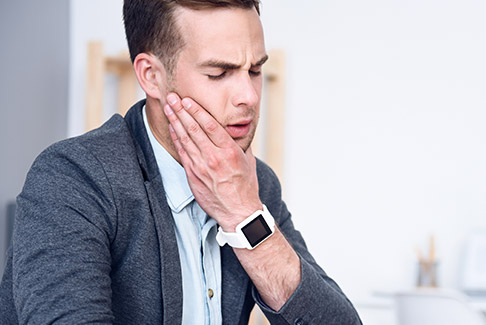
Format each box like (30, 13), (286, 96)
(257, 49), (286, 181)
(85, 41), (138, 131)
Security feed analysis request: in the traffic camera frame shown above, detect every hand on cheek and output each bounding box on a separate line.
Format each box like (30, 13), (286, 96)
(163, 93), (262, 231)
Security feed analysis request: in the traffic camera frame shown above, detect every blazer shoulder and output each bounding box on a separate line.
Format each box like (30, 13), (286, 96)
(26, 114), (142, 211)
(20, 114), (142, 242)
(39, 114), (137, 170)
(255, 158), (283, 207)
(256, 158), (279, 185)
(57, 114), (132, 155)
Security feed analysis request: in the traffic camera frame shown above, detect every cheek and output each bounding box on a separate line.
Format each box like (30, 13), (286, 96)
(176, 78), (228, 121)
(196, 94), (227, 124)
(172, 76), (204, 106)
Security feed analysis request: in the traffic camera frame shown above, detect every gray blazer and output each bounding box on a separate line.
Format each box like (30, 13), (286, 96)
(0, 101), (361, 324)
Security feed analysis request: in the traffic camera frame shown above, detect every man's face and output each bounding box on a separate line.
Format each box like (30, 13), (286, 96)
(166, 7), (267, 152)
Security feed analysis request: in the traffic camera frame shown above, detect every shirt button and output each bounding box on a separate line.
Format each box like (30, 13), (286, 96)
(208, 288), (214, 299)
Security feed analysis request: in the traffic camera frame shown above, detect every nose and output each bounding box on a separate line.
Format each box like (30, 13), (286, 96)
(231, 73), (260, 109)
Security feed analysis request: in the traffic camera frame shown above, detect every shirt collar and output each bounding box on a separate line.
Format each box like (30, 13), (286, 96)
(143, 106), (194, 213)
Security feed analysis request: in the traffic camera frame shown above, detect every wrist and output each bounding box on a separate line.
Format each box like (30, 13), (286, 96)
(218, 203), (264, 232)
(216, 204), (275, 250)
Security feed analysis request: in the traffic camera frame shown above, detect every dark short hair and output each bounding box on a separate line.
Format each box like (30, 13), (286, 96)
(123, 0), (261, 74)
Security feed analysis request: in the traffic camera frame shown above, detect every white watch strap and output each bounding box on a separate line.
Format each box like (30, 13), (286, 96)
(215, 205), (275, 249)
(216, 227), (247, 248)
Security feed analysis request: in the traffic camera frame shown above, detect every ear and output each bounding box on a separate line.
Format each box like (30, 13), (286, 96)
(133, 53), (167, 100)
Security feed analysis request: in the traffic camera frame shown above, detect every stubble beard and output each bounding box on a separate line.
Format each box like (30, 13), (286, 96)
(240, 121), (258, 153)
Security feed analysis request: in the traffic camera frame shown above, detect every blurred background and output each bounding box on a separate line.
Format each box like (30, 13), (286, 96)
(1, 0), (486, 324)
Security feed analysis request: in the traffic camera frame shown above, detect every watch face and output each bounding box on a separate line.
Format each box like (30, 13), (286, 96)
(241, 214), (272, 248)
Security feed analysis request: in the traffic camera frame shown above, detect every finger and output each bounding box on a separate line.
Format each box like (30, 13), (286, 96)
(166, 93), (216, 150)
(164, 103), (201, 159)
(179, 96), (235, 149)
(244, 145), (257, 169)
(169, 124), (206, 183)
(245, 145), (254, 157)
(168, 123), (185, 157)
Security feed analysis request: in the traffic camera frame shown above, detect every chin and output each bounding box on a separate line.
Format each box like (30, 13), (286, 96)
(234, 126), (257, 153)
(238, 138), (254, 153)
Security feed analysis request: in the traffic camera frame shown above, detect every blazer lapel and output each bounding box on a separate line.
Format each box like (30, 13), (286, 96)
(124, 101), (183, 324)
(144, 179), (183, 325)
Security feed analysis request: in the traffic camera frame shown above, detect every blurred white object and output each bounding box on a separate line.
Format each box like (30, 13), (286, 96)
(395, 288), (486, 325)
(462, 232), (486, 295)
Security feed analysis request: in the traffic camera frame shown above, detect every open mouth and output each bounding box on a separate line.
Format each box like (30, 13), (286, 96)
(225, 122), (252, 138)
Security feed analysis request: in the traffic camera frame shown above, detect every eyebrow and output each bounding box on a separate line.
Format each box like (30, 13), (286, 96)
(198, 54), (269, 70)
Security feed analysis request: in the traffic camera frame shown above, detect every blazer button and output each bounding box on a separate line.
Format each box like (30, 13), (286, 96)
(208, 288), (214, 299)
(294, 318), (305, 325)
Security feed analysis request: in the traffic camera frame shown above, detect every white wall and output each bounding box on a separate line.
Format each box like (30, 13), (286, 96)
(69, 1), (486, 323)
(262, 0), (486, 280)
(260, 1), (486, 323)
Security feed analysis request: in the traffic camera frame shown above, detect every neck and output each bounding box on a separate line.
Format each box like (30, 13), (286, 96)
(145, 97), (182, 164)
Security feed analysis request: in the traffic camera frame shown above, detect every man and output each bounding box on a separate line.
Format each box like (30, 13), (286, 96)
(0, 0), (361, 324)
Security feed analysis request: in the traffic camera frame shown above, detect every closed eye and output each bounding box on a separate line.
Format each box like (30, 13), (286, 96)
(207, 68), (261, 80)
(249, 69), (262, 77)
(207, 71), (227, 80)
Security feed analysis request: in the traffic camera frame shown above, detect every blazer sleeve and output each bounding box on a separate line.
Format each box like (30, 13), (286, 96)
(12, 140), (117, 324)
(254, 160), (362, 325)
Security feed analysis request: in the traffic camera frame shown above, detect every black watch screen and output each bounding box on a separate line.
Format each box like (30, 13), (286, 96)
(241, 214), (272, 247)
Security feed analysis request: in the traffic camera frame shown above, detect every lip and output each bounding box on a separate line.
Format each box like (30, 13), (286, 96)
(225, 119), (253, 138)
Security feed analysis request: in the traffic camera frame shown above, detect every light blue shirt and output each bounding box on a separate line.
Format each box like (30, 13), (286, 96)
(143, 107), (222, 325)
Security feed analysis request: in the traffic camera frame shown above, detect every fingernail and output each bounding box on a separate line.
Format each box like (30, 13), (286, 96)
(167, 94), (177, 105)
(164, 104), (173, 115)
(169, 124), (175, 133)
(181, 98), (192, 110)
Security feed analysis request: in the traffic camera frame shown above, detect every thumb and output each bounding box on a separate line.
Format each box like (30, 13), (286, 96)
(245, 145), (258, 170)
(245, 145), (255, 159)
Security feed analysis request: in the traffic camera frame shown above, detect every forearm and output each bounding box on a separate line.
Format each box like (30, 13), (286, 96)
(234, 226), (301, 311)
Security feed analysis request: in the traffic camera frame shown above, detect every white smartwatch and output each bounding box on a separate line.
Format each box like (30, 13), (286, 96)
(216, 205), (275, 250)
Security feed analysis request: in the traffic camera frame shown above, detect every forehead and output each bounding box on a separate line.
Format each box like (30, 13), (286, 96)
(175, 7), (266, 65)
